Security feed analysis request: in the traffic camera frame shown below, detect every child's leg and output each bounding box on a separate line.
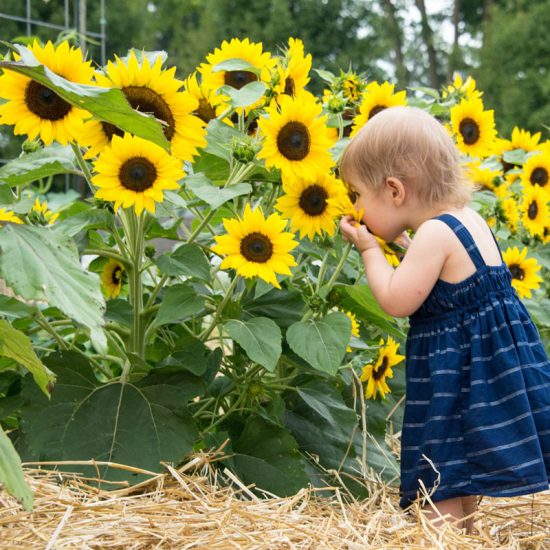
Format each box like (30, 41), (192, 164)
(422, 496), (464, 529)
(461, 495), (478, 534)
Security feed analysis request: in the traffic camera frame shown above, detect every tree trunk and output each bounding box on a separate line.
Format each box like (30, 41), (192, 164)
(447, 0), (461, 82)
(483, 0), (495, 24)
(414, 0), (440, 89)
(381, 0), (409, 88)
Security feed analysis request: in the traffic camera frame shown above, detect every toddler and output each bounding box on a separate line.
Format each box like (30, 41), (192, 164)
(339, 106), (550, 533)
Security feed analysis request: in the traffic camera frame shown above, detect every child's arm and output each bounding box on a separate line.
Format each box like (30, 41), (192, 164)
(340, 216), (448, 317)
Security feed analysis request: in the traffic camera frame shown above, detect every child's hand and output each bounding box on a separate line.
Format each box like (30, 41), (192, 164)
(339, 215), (380, 254)
(393, 231), (412, 249)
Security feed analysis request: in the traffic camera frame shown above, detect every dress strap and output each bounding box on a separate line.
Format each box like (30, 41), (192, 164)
(434, 213), (486, 269)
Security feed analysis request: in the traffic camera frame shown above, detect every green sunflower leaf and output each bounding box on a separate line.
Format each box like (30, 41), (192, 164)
(19, 351), (203, 486)
(0, 224), (106, 352)
(502, 148), (527, 166)
(286, 312), (351, 375)
(0, 46), (169, 150)
(0, 295), (36, 319)
(218, 82), (266, 108)
(153, 283), (205, 327)
(156, 243), (211, 281)
(0, 144), (80, 186)
(184, 173), (252, 210)
(0, 319), (55, 397)
(211, 58), (262, 75)
(204, 119), (243, 161)
(224, 317), (282, 372)
(0, 427), (33, 511)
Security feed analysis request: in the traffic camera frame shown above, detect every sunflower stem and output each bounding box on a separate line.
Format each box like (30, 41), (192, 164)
(315, 250), (331, 292)
(83, 248), (130, 267)
(199, 275), (239, 342)
(70, 143), (94, 193)
(145, 274), (168, 309)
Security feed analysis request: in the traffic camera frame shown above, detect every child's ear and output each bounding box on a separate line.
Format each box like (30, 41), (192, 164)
(385, 177), (405, 206)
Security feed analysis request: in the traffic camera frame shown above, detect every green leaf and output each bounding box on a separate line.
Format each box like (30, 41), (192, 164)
(185, 173), (252, 210)
(224, 317), (282, 372)
(1, 47), (169, 149)
(0, 320), (55, 397)
(156, 243), (211, 280)
(312, 68), (335, 83)
(54, 208), (114, 238)
(339, 284), (405, 340)
(20, 351), (203, 486)
(0, 295), (36, 319)
(211, 58), (261, 74)
(242, 288), (303, 328)
(192, 153), (230, 183)
(0, 144), (80, 186)
(167, 334), (210, 376)
(204, 120), (243, 161)
(218, 82), (266, 108)
(408, 86), (441, 99)
(525, 298), (550, 328)
(0, 225), (106, 352)
(232, 416), (309, 496)
(0, 427), (33, 511)
(286, 312), (350, 375)
(502, 148), (527, 165)
(153, 283), (205, 327)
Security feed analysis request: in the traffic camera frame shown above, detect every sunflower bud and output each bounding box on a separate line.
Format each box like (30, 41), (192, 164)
(232, 135), (259, 164)
(307, 294), (325, 312)
(325, 93), (347, 113)
(22, 139), (42, 154)
(144, 245), (156, 259)
(93, 198), (115, 212)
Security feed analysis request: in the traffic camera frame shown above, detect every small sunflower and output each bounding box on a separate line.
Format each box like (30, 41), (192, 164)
(344, 310), (360, 352)
(449, 97), (496, 158)
(443, 73), (482, 100)
(467, 161), (503, 194)
(275, 172), (347, 239)
(81, 51), (206, 160)
(183, 72), (230, 124)
(341, 72), (365, 103)
(0, 40), (94, 145)
(521, 151), (550, 193)
(500, 196), (519, 233)
(92, 133), (183, 215)
(273, 37), (312, 99)
(199, 37), (275, 94)
(350, 81), (407, 138)
(360, 336), (404, 400)
(257, 93), (336, 181)
(520, 185), (550, 238)
(101, 259), (125, 299)
(0, 208), (23, 226)
(212, 203), (298, 289)
(28, 198), (59, 225)
(503, 247), (543, 300)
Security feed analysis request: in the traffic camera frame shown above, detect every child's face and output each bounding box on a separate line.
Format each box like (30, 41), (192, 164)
(347, 177), (404, 242)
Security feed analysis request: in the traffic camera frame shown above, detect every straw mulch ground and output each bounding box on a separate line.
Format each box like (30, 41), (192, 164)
(1, 457), (549, 549)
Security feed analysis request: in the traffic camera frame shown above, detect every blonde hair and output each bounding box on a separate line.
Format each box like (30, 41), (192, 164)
(340, 106), (472, 207)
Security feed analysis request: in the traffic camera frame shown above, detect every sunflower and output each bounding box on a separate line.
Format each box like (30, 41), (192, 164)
(0, 40), (95, 145)
(500, 196), (519, 233)
(0, 208), (23, 226)
(443, 73), (482, 100)
(257, 93), (336, 180)
(183, 72), (230, 124)
(350, 81), (407, 138)
(101, 259), (125, 299)
(521, 151), (550, 194)
(449, 97), (496, 158)
(80, 51), (206, 160)
(341, 72), (365, 103)
(28, 197), (59, 225)
(466, 161), (503, 194)
(273, 38), (312, 99)
(344, 310), (360, 352)
(212, 203), (298, 289)
(360, 336), (404, 400)
(520, 185), (550, 238)
(199, 37), (275, 95)
(275, 172), (347, 239)
(92, 133), (183, 215)
(503, 247), (542, 300)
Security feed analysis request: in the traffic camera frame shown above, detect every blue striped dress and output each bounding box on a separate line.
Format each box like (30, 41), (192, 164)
(399, 213), (550, 509)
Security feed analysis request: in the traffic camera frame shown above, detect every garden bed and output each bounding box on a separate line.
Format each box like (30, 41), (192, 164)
(1, 458), (548, 549)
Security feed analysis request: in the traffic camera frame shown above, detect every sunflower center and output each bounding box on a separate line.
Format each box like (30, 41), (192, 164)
(530, 167), (548, 187)
(459, 118), (480, 145)
(25, 80), (72, 121)
(373, 357), (388, 380)
(240, 232), (273, 263)
(112, 266), (123, 285)
(196, 98), (217, 123)
(283, 77), (295, 96)
(122, 86), (176, 140)
(369, 105), (387, 119)
(277, 121), (311, 161)
(528, 201), (538, 220)
(508, 263), (525, 280)
(224, 70), (257, 90)
(299, 185), (329, 216)
(119, 157), (157, 192)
